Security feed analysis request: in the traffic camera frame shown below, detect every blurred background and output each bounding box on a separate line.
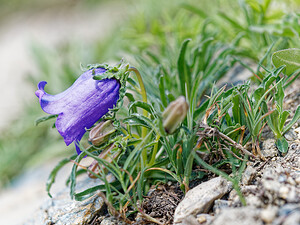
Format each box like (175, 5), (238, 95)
(0, 0), (299, 224)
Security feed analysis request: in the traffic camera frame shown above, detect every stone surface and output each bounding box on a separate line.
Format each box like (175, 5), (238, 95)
(284, 129), (298, 141)
(261, 138), (277, 158)
(100, 217), (126, 225)
(260, 205), (278, 224)
(173, 177), (232, 224)
(24, 176), (106, 225)
(196, 214), (214, 224)
(213, 199), (230, 214)
(273, 204), (300, 225)
(241, 165), (257, 185)
(210, 207), (262, 225)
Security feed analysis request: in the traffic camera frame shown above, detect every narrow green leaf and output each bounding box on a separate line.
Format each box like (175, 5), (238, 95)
(35, 114), (58, 126)
(46, 154), (77, 198)
(70, 152), (86, 198)
(128, 101), (155, 116)
(74, 185), (106, 201)
(218, 12), (245, 31)
(283, 105), (300, 134)
(159, 75), (168, 107)
(272, 48), (300, 76)
(181, 3), (207, 18)
(269, 109), (280, 136)
(123, 130), (153, 170)
(279, 110), (290, 131)
(123, 116), (151, 129)
(276, 136), (289, 154)
(275, 81), (284, 112)
(177, 39), (191, 96)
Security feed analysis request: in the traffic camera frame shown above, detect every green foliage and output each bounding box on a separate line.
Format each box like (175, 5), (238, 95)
(265, 48), (300, 153)
(272, 48), (300, 76)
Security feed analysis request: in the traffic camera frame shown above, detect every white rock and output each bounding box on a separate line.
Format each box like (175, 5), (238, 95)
(210, 207), (263, 225)
(260, 205), (278, 224)
(279, 186), (290, 199)
(173, 177), (232, 224)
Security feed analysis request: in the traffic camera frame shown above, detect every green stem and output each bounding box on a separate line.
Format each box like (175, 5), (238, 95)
(128, 67), (148, 164)
(148, 134), (161, 166)
(233, 181), (247, 206)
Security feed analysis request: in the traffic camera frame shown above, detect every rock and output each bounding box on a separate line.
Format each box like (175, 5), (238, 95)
(279, 186), (290, 199)
(260, 205), (278, 224)
(213, 199), (230, 214)
(24, 177), (106, 225)
(181, 215), (199, 225)
(294, 127), (300, 139)
(284, 129), (297, 141)
(196, 214), (213, 224)
(228, 189), (241, 207)
(100, 217), (126, 225)
(210, 207), (262, 225)
(173, 177), (232, 224)
(273, 204), (300, 225)
(246, 195), (262, 208)
(282, 211), (300, 225)
(241, 165), (257, 185)
(261, 139), (277, 158)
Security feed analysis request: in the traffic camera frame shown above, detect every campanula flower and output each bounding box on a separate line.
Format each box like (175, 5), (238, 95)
(35, 67), (123, 154)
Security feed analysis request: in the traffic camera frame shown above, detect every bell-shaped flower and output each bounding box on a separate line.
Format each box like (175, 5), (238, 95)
(35, 67), (121, 154)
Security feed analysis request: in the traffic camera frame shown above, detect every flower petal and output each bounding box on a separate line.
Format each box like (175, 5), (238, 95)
(36, 67), (120, 153)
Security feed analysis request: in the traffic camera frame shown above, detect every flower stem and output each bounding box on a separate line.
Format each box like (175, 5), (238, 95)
(128, 67), (148, 164)
(148, 134), (161, 166)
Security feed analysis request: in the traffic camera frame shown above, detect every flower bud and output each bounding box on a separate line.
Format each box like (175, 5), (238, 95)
(162, 96), (189, 134)
(88, 120), (116, 146)
(88, 144), (121, 178)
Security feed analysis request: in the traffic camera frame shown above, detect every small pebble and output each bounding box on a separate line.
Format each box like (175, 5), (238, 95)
(287, 177), (296, 186)
(197, 215), (206, 224)
(260, 206), (278, 224)
(279, 186), (289, 199)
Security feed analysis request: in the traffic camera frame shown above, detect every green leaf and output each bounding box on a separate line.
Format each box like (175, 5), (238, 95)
(253, 87), (265, 104)
(272, 49), (300, 76)
(276, 136), (289, 154)
(218, 12), (245, 31)
(159, 75), (168, 107)
(181, 3), (207, 18)
(123, 113), (155, 131)
(275, 81), (284, 112)
(70, 152), (87, 198)
(74, 185), (106, 201)
(46, 154), (77, 198)
(128, 101), (155, 116)
(177, 39), (191, 96)
(35, 114), (58, 126)
(279, 110), (290, 131)
(268, 109), (280, 137)
(232, 94), (241, 125)
(194, 99), (209, 121)
(283, 105), (300, 134)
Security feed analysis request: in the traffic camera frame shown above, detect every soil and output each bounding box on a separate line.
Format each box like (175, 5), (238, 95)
(142, 183), (184, 224)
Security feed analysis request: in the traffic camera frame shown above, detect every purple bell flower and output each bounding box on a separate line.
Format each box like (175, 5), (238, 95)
(35, 67), (120, 154)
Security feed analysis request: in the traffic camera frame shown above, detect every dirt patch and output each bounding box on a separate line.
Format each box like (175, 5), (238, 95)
(141, 184), (184, 224)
